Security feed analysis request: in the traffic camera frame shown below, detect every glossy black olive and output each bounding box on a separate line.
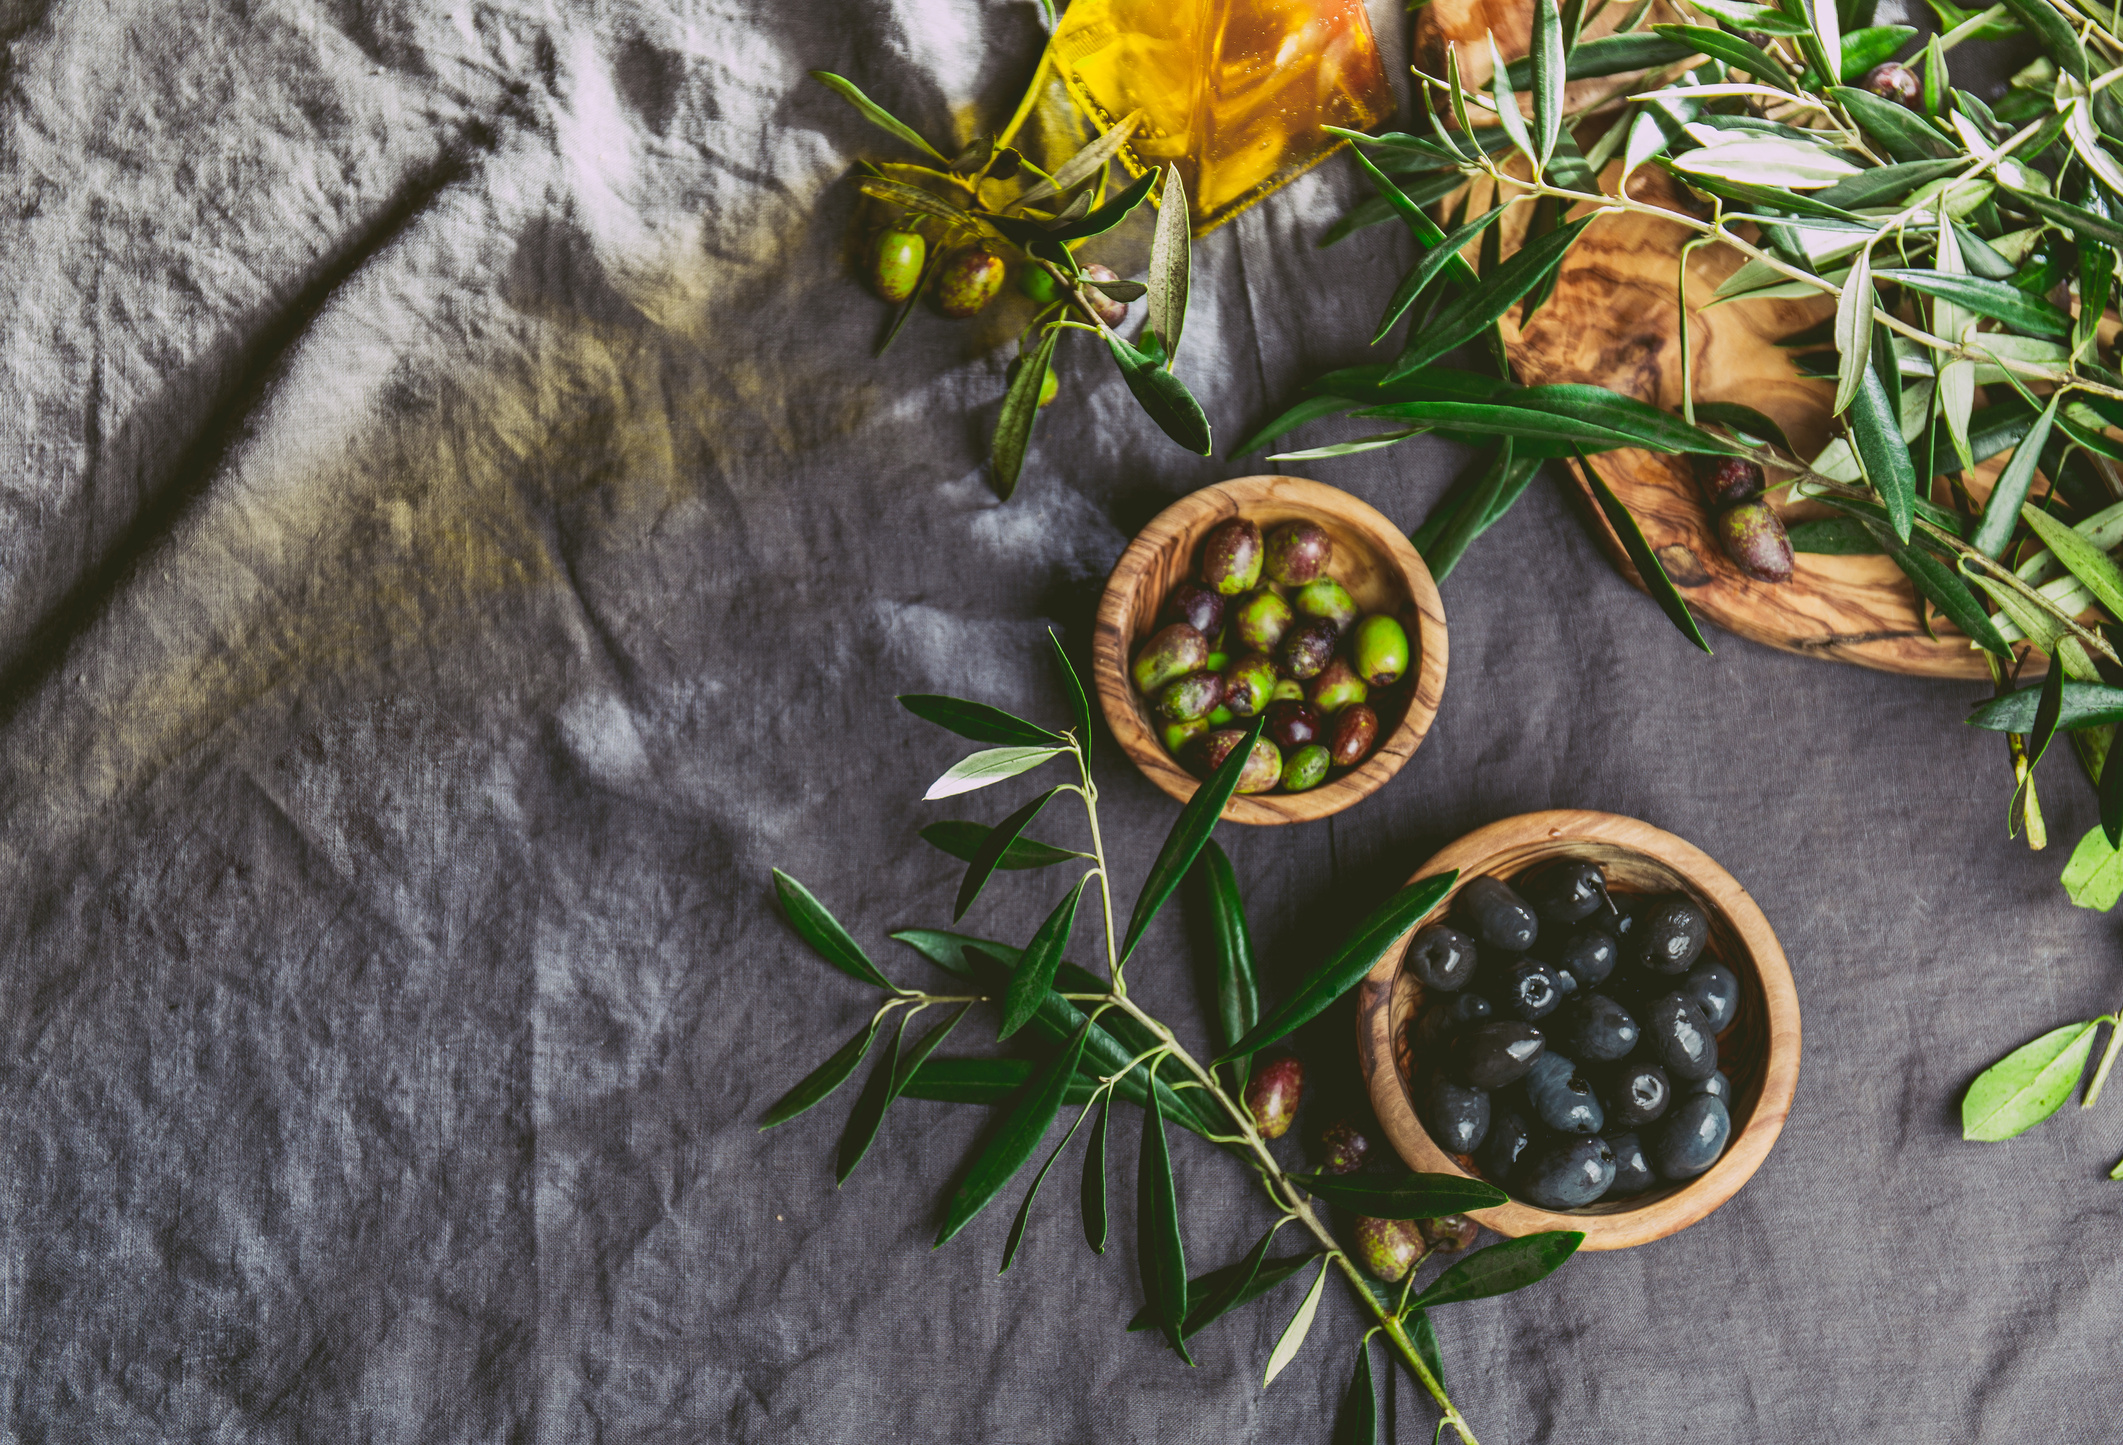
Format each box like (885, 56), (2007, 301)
(1585, 891), (1635, 940)
(1550, 963), (1581, 999)
(1501, 957), (1565, 1021)
(1455, 876), (1540, 953)
(1684, 1070), (1733, 1105)
(1518, 859), (1608, 924)
(1517, 1135), (1616, 1210)
(1602, 1133), (1657, 1198)
(1601, 1060), (1671, 1131)
(1451, 1021), (1547, 1089)
(1535, 925), (1619, 988)
(1443, 992), (1495, 1029)
(1682, 960), (1740, 1032)
(1475, 1109), (1535, 1182)
(1643, 991), (1719, 1081)
(1417, 1071), (1491, 1155)
(1557, 994), (1640, 1062)
(1648, 1094), (1731, 1180)
(1519, 1052), (1604, 1135)
(1626, 895), (1710, 975)
(1406, 923), (1480, 992)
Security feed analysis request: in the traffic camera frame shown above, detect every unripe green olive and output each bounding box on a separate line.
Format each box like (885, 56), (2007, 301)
(1293, 576), (1359, 628)
(1270, 679), (1305, 702)
(1352, 1215), (1426, 1282)
(1132, 623), (1209, 695)
(1328, 703), (1379, 767)
(1232, 588), (1294, 652)
(1157, 670), (1223, 722)
(1019, 264), (1063, 305)
(1350, 614), (1410, 688)
(1717, 499), (1794, 583)
(1161, 716), (1208, 755)
(1264, 520), (1332, 585)
(1244, 1053), (1305, 1138)
(1282, 743), (1330, 792)
(870, 228), (927, 303)
(1221, 653), (1277, 717)
(1006, 355), (1060, 407)
(936, 247), (1005, 318)
(1202, 518), (1265, 595)
(1309, 657), (1369, 714)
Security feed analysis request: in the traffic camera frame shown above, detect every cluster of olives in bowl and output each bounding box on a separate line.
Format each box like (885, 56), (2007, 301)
(1128, 517), (1412, 795)
(1406, 861), (1743, 1211)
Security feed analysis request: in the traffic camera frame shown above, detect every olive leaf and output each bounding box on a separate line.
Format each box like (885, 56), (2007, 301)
(1529, 0), (1565, 169)
(1219, 871), (1460, 1060)
(920, 820), (1080, 871)
(1373, 204), (1508, 345)
(1624, 67), (1707, 174)
(1104, 333), (1213, 455)
(1125, 1232), (1314, 1337)
(810, 71), (950, 163)
(1138, 1061), (1193, 1363)
(1832, 25), (1917, 82)
(999, 874), (1089, 1040)
(1262, 1258), (1331, 1387)
(1408, 1308), (1446, 1386)
(2025, 656), (2067, 776)
(1331, 1339), (1377, 1445)
(1049, 628), (1095, 766)
(855, 176), (970, 223)
(1014, 109), (1142, 208)
(1963, 1019), (2106, 1141)
(1001, 1100), (1092, 1273)
(1969, 394), (2058, 557)
(923, 746), (1070, 801)
(1119, 714), (1266, 964)
(1145, 165), (1190, 365)
(1996, 0), (2085, 79)
(1860, 521), (2010, 656)
(1424, 441), (1519, 583)
(1413, 1231), (1583, 1307)
(1508, 386), (1749, 456)
(1968, 681), (2123, 733)
(1270, 430), (1428, 463)
(1343, 147), (1482, 293)
(1874, 270), (2070, 339)
(899, 694), (1068, 749)
(1045, 169), (1157, 243)
(1194, 840), (1260, 1091)
(1671, 135), (1859, 188)
(1349, 398), (1636, 451)
(900, 1056), (1101, 1107)
(835, 1013), (907, 1183)
(773, 869), (898, 991)
(760, 1017), (880, 1129)
(1290, 1171), (1508, 1219)
(1788, 517), (1880, 554)
(953, 789), (1068, 922)
(992, 324), (1060, 502)
(936, 1015), (1098, 1246)
(1574, 450), (1714, 654)
(1502, 31), (1695, 86)
(2002, 186), (2123, 250)
(2063, 826), (2123, 910)
(1232, 395), (1362, 459)
(1830, 86), (1953, 162)
(1814, 157), (1964, 209)
(1081, 1092), (1111, 1253)
(1832, 248), (1874, 417)
(1691, 401), (1795, 458)
(1654, 161), (1867, 222)
(1846, 365), (1915, 543)
(2022, 505), (2123, 621)
(1384, 218), (1593, 382)
(1651, 25), (1793, 90)
(1486, 33), (1537, 167)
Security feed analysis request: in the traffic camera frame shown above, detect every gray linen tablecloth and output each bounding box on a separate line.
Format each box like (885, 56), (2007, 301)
(1, 0), (2115, 1439)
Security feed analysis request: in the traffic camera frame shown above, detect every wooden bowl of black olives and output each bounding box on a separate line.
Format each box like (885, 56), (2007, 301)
(1091, 475), (1447, 825)
(1355, 810), (1800, 1250)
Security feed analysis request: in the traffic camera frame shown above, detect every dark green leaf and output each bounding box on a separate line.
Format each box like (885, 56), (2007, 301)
(2001, 185), (2123, 250)
(1873, 270), (2070, 339)
(1219, 872), (1460, 1060)
(1846, 366), (1915, 542)
(1000, 874), (1089, 1039)
(1044, 168), (1158, 242)
(1105, 333), (1213, 455)
(955, 787), (1066, 921)
(1341, 150), (1482, 296)
(1834, 25), (1917, 81)
(1386, 219), (1594, 381)
(1128, 1242), (1317, 1335)
(1686, 0), (1813, 30)
(1656, 161), (1869, 222)
(921, 820), (1079, 871)
(1314, 365), (1512, 406)
(1787, 516), (1880, 553)
(1120, 714), (1266, 964)
(1050, 628), (1095, 767)
(1409, 1308), (1445, 1386)
(2102, 742), (2123, 849)
(1575, 450), (1715, 654)
(1962, 1019), (2103, 1140)
(1081, 1093), (1111, 1253)
(1423, 442), (1518, 583)
(1511, 385), (1750, 456)
(1995, 0), (2086, 80)
(1530, 0), (1565, 167)
(773, 869), (897, 991)
(1139, 1062), (1194, 1363)
(1829, 86), (1953, 161)
(1352, 399), (1641, 450)
(992, 325), (1060, 501)
(898, 694), (1068, 749)
(1228, 395), (1357, 459)
(1321, 171), (1468, 248)
(1970, 393), (2059, 557)
(1195, 840), (1260, 1090)
(900, 1056), (1101, 1106)
(1968, 681), (2123, 733)
(811, 71), (950, 162)
(1690, 400), (1795, 457)
(2028, 654), (2067, 769)
(1332, 1340), (1378, 1445)
(1862, 521), (2011, 656)
(1373, 204), (1509, 345)
(1289, 1171), (1508, 1219)
(1651, 25), (1792, 88)
(1812, 158), (1965, 209)
(760, 1018), (880, 1128)
(1414, 1231), (1583, 1307)
(936, 1016), (1098, 1246)
(1001, 1101), (1090, 1273)
(1503, 32), (1695, 86)
(835, 1013), (909, 1183)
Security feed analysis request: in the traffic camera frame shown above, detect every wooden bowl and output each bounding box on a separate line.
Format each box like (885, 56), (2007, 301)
(1092, 475), (1447, 825)
(1357, 810), (1800, 1249)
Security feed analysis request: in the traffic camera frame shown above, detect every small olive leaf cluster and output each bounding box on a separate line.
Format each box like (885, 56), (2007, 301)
(1962, 1007), (2123, 1176)
(761, 634), (1584, 1445)
(810, 72), (1207, 502)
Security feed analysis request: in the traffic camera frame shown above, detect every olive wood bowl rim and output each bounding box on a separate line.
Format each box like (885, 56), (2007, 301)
(1091, 475), (1448, 826)
(1357, 809), (1801, 1250)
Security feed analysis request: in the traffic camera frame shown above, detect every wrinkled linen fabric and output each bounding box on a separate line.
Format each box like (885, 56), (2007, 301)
(0, 0), (2116, 1440)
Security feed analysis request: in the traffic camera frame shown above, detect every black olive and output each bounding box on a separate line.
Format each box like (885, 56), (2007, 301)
(1520, 1052), (1604, 1135)
(1476, 1108), (1535, 1182)
(1517, 1135), (1616, 1209)
(1602, 1133), (1658, 1199)
(1625, 895), (1710, 975)
(1535, 925), (1619, 988)
(1600, 1060), (1671, 1131)
(1451, 1020), (1547, 1089)
(1518, 858), (1607, 924)
(1405, 922), (1480, 992)
(1557, 993), (1640, 1062)
(1682, 960), (1740, 1032)
(1417, 1071), (1491, 1155)
(1643, 991), (1719, 1081)
(1455, 876), (1539, 953)
(1501, 956), (1566, 1021)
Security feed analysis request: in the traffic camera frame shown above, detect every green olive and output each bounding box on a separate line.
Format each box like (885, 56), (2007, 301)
(870, 228), (928, 303)
(1202, 518), (1265, 595)
(936, 247), (1005, 318)
(1132, 623), (1209, 695)
(1018, 264), (1063, 305)
(1293, 577), (1359, 628)
(1157, 671), (1224, 722)
(1161, 716), (1208, 755)
(1308, 657), (1369, 715)
(1206, 705), (1235, 727)
(1351, 614), (1411, 687)
(1270, 678), (1306, 702)
(1221, 653), (1277, 718)
(1231, 589), (1294, 653)
(1282, 743), (1330, 792)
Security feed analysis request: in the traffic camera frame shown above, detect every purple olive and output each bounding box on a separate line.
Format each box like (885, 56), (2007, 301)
(1328, 704), (1379, 767)
(1202, 518), (1264, 595)
(1245, 1053), (1305, 1138)
(1419, 1214), (1480, 1253)
(1161, 582), (1224, 637)
(1156, 671), (1223, 722)
(1131, 623), (1209, 694)
(1696, 455), (1766, 510)
(1318, 1118), (1375, 1175)
(1280, 618), (1338, 680)
(1353, 1216), (1426, 1282)
(1717, 500), (1794, 583)
(1194, 730), (1281, 794)
(1221, 653), (1277, 717)
(1264, 520), (1332, 585)
(1080, 262), (1129, 328)
(1309, 657), (1369, 715)
(1160, 716), (1207, 755)
(1862, 61), (1919, 107)
(1264, 698), (1324, 750)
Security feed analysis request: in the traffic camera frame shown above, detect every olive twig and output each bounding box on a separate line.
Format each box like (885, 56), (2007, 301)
(2083, 1013), (2123, 1108)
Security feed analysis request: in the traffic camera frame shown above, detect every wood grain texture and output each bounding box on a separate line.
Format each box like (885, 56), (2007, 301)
(1091, 476), (1447, 825)
(1356, 810), (1801, 1250)
(1413, 4), (1998, 678)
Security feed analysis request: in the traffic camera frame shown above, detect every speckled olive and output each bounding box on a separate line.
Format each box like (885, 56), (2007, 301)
(1244, 1053), (1304, 1139)
(1648, 1094), (1731, 1180)
(1079, 263), (1129, 328)
(1602, 1133), (1657, 1199)
(1520, 1051), (1603, 1135)
(1475, 1108), (1534, 1181)
(1202, 518), (1265, 595)
(1352, 1216), (1426, 1282)
(1420, 1214), (1480, 1253)
(1627, 896), (1709, 975)
(870, 228), (927, 302)
(1458, 876), (1540, 954)
(1519, 859), (1607, 925)
(1132, 623), (1208, 695)
(1161, 582), (1224, 637)
(1501, 957), (1565, 1021)
(1452, 1020), (1546, 1089)
(1160, 716), (1208, 755)
(1350, 614), (1410, 688)
(1280, 619), (1339, 681)
(1263, 699), (1323, 752)
(1558, 994), (1640, 1062)
(1684, 1070), (1732, 1105)
(1318, 1117), (1374, 1175)
(935, 247), (1005, 317)
(1281, 743), (1330, 793)
(1643, 991), (1719, 1081)
(1293, 577), (1359, 628)
(1717, 499), (1794, 583)
(1307, 658), (1369, 715)
(1232, 588), (1295, 653)
(1862, 60), (1920, 107)
(1157, 671), (1223, 722)
(1327, 704), (1379, 768)
(1235, 737), (1282, 794)
(1418, 1070), (1491, 1155)
(1536, 926), (1619, 988)
(1517, 1135), (1616, 1210)
(1192, 727), (1246, 775)
(1682, 960), (1739, 1032)
(1264, 520), (1332, 585)
(1221, 653), (1277, 718)
(1601, 1061), (1671, 1131)
(1405, 922), (1479, 992)
(1695, 455), (1765, 509)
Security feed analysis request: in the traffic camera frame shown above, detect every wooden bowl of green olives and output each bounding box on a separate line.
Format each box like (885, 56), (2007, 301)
(1091, 475), (1447, 825)
(1356, 810), (1800, 1250)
